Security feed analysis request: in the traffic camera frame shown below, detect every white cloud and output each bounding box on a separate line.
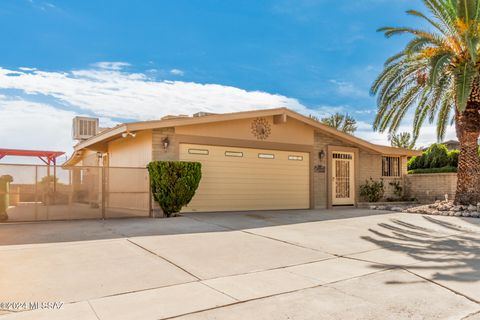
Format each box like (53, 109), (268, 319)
(0, 97), (75, 157)
(0, 96), (117, 161)
(92, 62), (131, 71)
(0, 66), (308, 121)
(355, 121), (457, 149)
(329, 79), (369, 98)
(0, 63), (451, 160)
(170, 69), (185, 76)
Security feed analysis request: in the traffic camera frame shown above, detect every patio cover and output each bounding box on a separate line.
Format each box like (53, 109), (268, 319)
(0, 149), (65, 165)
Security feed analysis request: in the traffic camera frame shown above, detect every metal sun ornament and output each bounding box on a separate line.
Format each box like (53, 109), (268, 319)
(251, 117), (272, 140)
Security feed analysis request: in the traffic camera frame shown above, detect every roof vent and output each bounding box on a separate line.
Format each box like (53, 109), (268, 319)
(161, 114), (190, 120)
(72, 116), (99, 141)
(193, 112), (216, 117)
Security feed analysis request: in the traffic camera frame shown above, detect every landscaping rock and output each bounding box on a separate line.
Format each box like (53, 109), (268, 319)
(371, 199), (480, 218)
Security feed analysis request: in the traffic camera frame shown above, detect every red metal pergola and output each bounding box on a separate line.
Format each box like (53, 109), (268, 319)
(0, 149), (65, 165)
(0, 149), (65, 192)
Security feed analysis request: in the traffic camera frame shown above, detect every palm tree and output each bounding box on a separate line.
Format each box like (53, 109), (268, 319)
(318, 113), (357, 134)
(371, 0), (480, 205)
(389, 132), (416, 149)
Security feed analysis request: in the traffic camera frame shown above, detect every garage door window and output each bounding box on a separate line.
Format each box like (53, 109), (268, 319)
(225, 151), (243, 157)
(288, 155), (303, 161)
(258, 153), (275, 159)
(188, 148), (209, 155)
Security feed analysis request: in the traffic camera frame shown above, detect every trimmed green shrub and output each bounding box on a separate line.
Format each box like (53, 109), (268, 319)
(407, 156), (419, 170)
(359, 178), (385, 202)
(424, 144), (449, 168)
(448, 150), (459, 167)
(147, 161), (202, 217)
(408, 166), (457, 174)
(407, 143), (461, 171)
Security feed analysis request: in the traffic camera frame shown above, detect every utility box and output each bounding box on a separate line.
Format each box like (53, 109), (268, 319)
(72, 117), (99, 141)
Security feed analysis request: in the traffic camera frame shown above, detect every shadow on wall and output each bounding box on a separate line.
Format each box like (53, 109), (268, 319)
(362, 216), (480, 284)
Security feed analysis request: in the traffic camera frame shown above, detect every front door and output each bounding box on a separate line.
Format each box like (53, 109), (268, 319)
(331, 152), (355, 205)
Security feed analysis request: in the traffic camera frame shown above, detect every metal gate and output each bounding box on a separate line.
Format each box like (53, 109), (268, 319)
(0, 164), (151, 222)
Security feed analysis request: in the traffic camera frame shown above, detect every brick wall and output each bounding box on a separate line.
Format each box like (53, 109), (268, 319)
(313, 131), (408, 208)
(405, 173), (457, 203)
(152, 128), (177, 161)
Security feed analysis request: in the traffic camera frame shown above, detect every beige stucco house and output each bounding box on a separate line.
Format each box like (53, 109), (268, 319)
(65, 108), (420, 212)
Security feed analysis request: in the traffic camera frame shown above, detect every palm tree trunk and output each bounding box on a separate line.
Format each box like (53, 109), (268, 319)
(454, 103), (480, 205)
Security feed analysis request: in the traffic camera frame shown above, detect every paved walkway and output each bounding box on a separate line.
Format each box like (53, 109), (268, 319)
(0, 209), (479, 319)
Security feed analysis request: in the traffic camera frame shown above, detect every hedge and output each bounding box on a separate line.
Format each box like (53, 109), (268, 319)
(407, 166), (457, 174)
(407, 143), (462, 171)
(147, 161), (202, 217)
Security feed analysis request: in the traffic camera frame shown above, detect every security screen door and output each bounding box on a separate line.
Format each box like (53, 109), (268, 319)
(332, 152), (354, 205)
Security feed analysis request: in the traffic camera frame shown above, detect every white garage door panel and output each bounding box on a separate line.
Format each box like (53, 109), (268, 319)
(180, 144), (310, 212)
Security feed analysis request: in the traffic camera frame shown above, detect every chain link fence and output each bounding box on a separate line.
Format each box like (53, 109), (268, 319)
(0, 164), (151, 222)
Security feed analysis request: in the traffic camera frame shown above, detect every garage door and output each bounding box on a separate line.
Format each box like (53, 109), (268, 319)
(179, 144), (310, 212)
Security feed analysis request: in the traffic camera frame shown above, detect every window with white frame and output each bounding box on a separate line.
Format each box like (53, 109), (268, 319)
(382, 156), (400, 177)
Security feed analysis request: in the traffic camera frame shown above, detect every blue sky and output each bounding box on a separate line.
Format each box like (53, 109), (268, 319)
(0, 0), (453, 158)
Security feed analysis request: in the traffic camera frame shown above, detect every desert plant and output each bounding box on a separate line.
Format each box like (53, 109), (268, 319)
(389, 180), (403, 198)
(360, 178), (385, 202)
(147, 161), (202, 217)
(371, 0), (480, 205)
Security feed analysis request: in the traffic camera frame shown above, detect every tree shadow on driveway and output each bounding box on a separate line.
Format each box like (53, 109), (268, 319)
(361, 215), (480, 286)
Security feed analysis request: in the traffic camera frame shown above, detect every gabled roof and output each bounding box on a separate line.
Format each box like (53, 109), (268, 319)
(71, 107), (421, 157)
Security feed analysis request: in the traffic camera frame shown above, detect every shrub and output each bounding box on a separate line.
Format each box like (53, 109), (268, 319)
(424, 143), (449, 168)
(147, 161), (202, 217)
(407, 156), (418, 170)
(359, 178), (385, 202)
(448, 150), (459, 167)
(407, 166), (457, 174)
(389, 180), (403, 198)
(407, 144), (461, 171)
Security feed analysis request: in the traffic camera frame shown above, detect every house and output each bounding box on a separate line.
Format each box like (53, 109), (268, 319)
(64, 108), (420, 212)
(421, 140), (460, 151)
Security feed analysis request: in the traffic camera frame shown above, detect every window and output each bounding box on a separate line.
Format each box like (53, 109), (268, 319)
(382, 156), (400, 177)
(225, 151), (243, 157)
(188, 148), (209, 155)
(258, 153), (275, 159)
(288, 155), (303, 161)
(333, 153), (352, 160)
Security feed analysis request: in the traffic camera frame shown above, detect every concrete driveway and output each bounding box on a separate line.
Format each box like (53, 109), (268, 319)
(0, 209), (479, 320)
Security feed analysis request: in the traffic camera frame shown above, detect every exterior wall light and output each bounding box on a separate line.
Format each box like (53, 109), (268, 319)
(162, 137), (170, 151)
(121, 132), (136, 138)
(319, 150), (325, 160)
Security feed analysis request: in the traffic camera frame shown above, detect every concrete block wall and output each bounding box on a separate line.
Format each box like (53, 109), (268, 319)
(405, 173), (457, 203)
